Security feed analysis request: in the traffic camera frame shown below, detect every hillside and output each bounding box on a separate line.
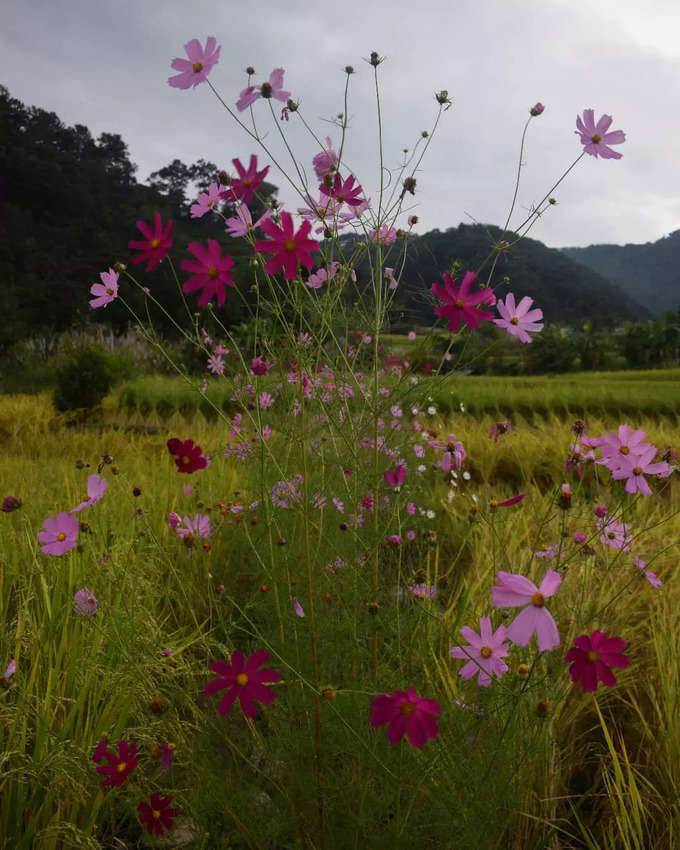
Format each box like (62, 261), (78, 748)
(562, 231), (680, 316)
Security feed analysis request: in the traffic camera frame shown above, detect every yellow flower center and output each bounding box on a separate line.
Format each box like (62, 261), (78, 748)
(192, 61), (203, 73)
(117, 762), (127, 773)
(620, 446), (630, 455)
(337, 193), (345, 203)
(591, 133), (602, 143)
(284, 239), (297, 252)
(488, 499), (498, 508)
(633, 466), (642, 476)
(454, 299), (464, 309)
(105, 287), (114, 296)
(207, 199), (214, 207)
(243, 178), (252, 186)
(206, 266), (219, 279)
(510, 317), (519, 325)
(480, 646), (493, 659)
(151, 239), (160, 249)
(152, 809), (162, 820)
(531, 592), (545, 607)
(586, 650), (599, 663)
(400, 701), (416, 716)
(181, 456), (190, 465)
(236, 673), (249, 686)
(56, 532), (66, 542)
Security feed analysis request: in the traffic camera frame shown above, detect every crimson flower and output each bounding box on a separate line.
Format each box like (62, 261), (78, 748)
(319, 173), (364, 208)
(565, 631), (629, 692)
(431, 271), (496, 333)
(575, 110), (626, 159)
(180, 240), (235, 306)
(254, 211), (319, 280)
(95, 739), (138, 788)
(168, 37), (220, 89)
(225, 155), (270, 204)
(128, 213), (173, 271)
(138, 793), (179, 836)
(205, 649), (281, 718)
(167, 438), (208, 474)
(370, 687), (441, 749)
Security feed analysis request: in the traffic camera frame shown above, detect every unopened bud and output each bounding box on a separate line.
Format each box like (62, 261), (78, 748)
(369, 51), (382, 67)
(402, 176), (416, 195)
(218, 170), (230, 185)
(344, 65), (355, 75)
(321, 686), (336, 700)
(548, 197), (557, 205)
(421, 130), (429, 138)
(435, 90), (452, 107)
(286, 99), (298, 112)
(529, 102), (545, 116)
(113, 261), (127, 273)
(246, 66), (255, 76)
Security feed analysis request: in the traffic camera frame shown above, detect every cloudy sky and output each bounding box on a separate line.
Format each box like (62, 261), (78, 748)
(4, 0), (680, 248)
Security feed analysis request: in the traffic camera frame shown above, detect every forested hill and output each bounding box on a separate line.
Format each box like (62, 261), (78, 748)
(388, 225), (648, 326)
(562, 232), (680, 316)
(0, 85), (277, 353)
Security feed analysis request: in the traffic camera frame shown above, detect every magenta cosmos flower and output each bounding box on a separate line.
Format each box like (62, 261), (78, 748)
(431, 271), (496, 334)
(565, 630), (629, 692)
(37, 512), (79, 556)
(319, 173), (365, 208)
(491, 569), (562, 651)
(575, 110), (626, 159)
(205, 650), (281, 718)
(254, 211), (319, 280)
(128, 213), (173, 271)
(180, 240), (235, 307)
(450, 617), (510, 687)
(237, 68), (290, 111)
(138, 793), (179, 837)
(95, 739), (138, 788)
(168, 37), (221, 89)
(226, 155), (270, 204)
(70, 474), (107, 513)
(89, 268), (119, 309)
(494, 293), (543, 343)
(370, 687), (441, 749)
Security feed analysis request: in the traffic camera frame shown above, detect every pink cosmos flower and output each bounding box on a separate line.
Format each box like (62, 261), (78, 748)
(610, 446), (672, 495)
(207, 353), (225, 375)
(254, 211), (319, 280)
(168, 512), (181, 529)
(96, 739), (138, 788)
(225, 156), (270, 205)
(491, 569), (562, 651)
(494, 293), (543, 343)
(175, 514), (211, 541)
(565, 631), (629, 692)
(205, 650), (281, 718)
(306, 261), (342, 289)
(575, 110), (626, 159)
(190, 182), (224, 218)
(387, 534), (403, 546)
(237, 68), (290, 111)
(384, 463), (406, 488)
(74, 587), (98, 616)
(319, 173), (365, 208)
(38, 512), (79, 556)
(633, 557), (662, 589)
(224, 204), (270, 238)
(128, 213), (173, 271)
(1, 658), (16, 684)
(70, 474), (108, 513)
(292, 597), (305, 617)
(431, 271), (496, 334)
(313, 137), (339, 179)
(168, 37), (221, 89)
(180, 240), (235, 307)
(598, 515), (632, 552)
(489, 419), (512, 443)
(370, 687), (441, 749)
(369, 226), (396, 245)
(89, 268), (119, 309)
(449, 617), (509, 687)
(410, 584), (437, 599)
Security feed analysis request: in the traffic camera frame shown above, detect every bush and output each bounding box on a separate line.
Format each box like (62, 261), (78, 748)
(53, 345), (135, 412)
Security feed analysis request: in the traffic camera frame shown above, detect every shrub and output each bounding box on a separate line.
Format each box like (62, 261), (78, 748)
(53, 345), (135, 412)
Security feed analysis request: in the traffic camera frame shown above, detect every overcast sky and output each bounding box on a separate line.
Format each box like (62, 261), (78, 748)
(4, 0), (680, 248)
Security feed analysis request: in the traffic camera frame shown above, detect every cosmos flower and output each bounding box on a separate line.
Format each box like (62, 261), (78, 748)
(431, 271), (496, 334)
(253, 211), (319, 280)
(95, 739), (138, 788)
(449, 617), (509, 686)
(168, 37), (221, 89)
(89, 269), (119, 309)
(370, 687), (441, 749)
(137, 793), (179, 836)
(180, 240), (235, 307)
(565, 631), (629, 692)
(237, 68), (290, 111)
(73, 588), (98, 616)
(128, 213), (173, 271)
(493, 293), (543, 343)
(575, 110), (625, 159)
(491, 569), (562, 651)
(37, 512), (79, 556)
(205, 650), (281, 718)
(70, 474), (108, 513)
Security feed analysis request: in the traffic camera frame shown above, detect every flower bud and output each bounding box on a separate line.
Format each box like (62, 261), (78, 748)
(113, 261), (127, 273)
(369, 51), (383, 67)
(321, 686), (336, 700)
(402, 176), (416, 195)
(345, 65), (355, 74)
(421, 131), (429, 138)
(435, 90), (452, 107)
(548, 197), (557, 205)
(246, 66), (255, 76)
(286, 99), (298, 112)
(529, 102), (545, 116)
(408, 215), (418, 226)
(218, 170), (230, 185)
